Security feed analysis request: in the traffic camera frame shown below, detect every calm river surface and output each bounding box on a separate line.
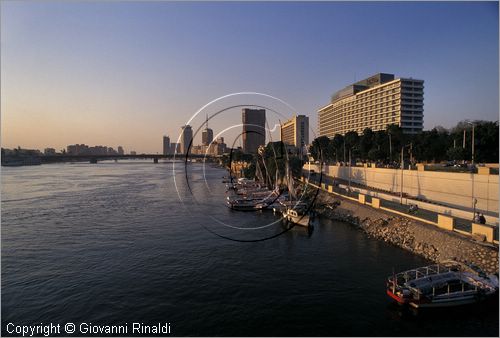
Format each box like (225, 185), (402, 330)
(2, 161), (498, 336)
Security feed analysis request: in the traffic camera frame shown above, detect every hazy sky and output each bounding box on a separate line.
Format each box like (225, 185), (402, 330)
(1, 1), (498, 153)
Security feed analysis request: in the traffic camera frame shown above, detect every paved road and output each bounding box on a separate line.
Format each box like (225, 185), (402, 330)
(303, 171), (499, 241)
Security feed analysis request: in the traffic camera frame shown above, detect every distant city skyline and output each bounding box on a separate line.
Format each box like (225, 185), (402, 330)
(1, 1), (498, 153)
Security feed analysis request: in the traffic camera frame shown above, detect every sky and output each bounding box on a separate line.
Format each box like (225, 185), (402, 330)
(1, 1), (498, 154)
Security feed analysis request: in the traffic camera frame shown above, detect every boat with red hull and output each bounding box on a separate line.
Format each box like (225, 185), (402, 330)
(387, 261), (499, 308)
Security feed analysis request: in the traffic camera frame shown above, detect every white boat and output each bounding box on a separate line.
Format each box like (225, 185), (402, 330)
(283, 208), (310, 227)
(226, 197), (263, 211)
(280, 202), (315, 228)
(387, 260), (499, 308)
(226, 187), (283, 211)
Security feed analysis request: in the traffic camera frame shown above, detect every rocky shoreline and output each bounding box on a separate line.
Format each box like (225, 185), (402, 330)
(313, 190), (499, 274)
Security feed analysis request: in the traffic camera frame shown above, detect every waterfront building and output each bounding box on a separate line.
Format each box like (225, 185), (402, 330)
(230, 160), (251, 178)
(180, 125), (193, 155)
(202, 129), (214, 146)
(242, 108), (266, 153)
(67, 144), (89, 155)
(67, 144), (118, 155)
(90, 146), (109, 155)
(44, 148), (56, 155)
(202, 116), (214, 146)
(163, 136), (171, 155)
(170, 143), (180, 154)
(318, 73), (424, 137)
(281, 115), (309, 148)
(130, 151), (137, 155)
(191, 138), (227, 157)
(117, 146), (124, 155)
(208, 137), (227, 156)
(191, 145), (202, 155)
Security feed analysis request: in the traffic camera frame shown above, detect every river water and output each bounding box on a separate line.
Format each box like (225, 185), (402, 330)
(1, 161), (498, 336)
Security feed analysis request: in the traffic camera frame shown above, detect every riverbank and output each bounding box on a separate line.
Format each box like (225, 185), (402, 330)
(314, 190), (499, 274)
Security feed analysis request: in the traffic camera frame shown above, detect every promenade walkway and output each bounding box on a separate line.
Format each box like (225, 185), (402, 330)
(304, 172), (499, 242)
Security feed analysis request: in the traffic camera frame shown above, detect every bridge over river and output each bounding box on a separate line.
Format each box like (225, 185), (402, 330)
(41, 154), (219, 164)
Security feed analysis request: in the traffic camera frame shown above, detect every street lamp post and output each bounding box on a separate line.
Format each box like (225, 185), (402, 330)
(471, 124), (475, 166)
(348, 148), (352, 192)
(400, 146), (404, 205)
(465, 121), (475, 166)
(389, 133), (392, 162)
(399, 143), (412, 204)
(466, 121), (476, 216)
(343, 141), (346, 164)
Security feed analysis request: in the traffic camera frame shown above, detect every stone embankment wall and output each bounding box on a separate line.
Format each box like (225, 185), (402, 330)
(305, 163), (499, 215)
(314, 190), (499, 274)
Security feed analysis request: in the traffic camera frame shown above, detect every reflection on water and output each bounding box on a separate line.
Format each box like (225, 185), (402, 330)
(1, 161), (498, 336)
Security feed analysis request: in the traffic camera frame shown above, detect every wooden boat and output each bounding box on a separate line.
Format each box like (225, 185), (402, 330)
(279, 201), (316, 228)
(386, 260), (499, 308)
(226, 197), (263, 211)
(227, 186), (283, 211)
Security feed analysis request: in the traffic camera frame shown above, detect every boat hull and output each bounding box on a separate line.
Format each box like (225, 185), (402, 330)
(386, 261), (499, 309)
(409, 293), (484, 308)
(283, 213), (311, 227)
(386, 289), (408, 305)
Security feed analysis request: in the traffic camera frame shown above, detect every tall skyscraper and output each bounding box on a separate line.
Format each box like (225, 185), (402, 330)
(163, 136), (171, 155)
(180, 125), (193, 155)
(281, 115), (309, 148)
(202, 115), (213, 146)
(170, 143), (180, 154)
(318, 73), (424, 137)
(242, 108), (266, 153)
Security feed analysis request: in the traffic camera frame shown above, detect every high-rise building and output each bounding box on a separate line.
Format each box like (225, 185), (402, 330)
(180, 125), (193, 155)
(202, 115), (214, 146)
(170, 143), (180, 154)
(281, 115), (309, 148)
(117, 146), (124, 155)
(202, 128), (213, 146)
(163, 136), (171, 155)
(242, 108), (266, 153)
(318, 73), (424, 137)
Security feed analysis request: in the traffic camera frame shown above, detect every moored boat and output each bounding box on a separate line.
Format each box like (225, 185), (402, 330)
(280, 202), (315, 228)
(386, 261), (499, 308)
(226, 197), (263, 211)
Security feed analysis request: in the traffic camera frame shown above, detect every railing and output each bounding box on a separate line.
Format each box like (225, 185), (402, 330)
(301, 174), (499, 244)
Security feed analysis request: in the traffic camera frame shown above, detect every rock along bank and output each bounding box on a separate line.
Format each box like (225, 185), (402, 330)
(314, 190), (499, 274)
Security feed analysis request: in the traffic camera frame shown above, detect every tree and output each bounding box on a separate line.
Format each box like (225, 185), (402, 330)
(474, 121), (499, 163)
(386, 124), (405, 161)
(446, 147), (466, 162)
(331, 134), (344, 162)
(242, 162), (256, 179)
(344, 131), (359, 149)
(309, 136), (331, 162)
(289, 157), (304, 179)
(344, 131), (360, 161)
(373, 130), (389, 162)
(367, 148), (384, 161)
(415, 128), (449, 162)
(360, 128), (374, 160)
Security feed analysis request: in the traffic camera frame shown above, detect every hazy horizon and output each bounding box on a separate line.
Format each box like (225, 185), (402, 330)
(1, 1), (498, 153)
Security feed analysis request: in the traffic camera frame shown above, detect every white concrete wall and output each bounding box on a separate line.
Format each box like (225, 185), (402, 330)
(303, 163), (498, 215)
